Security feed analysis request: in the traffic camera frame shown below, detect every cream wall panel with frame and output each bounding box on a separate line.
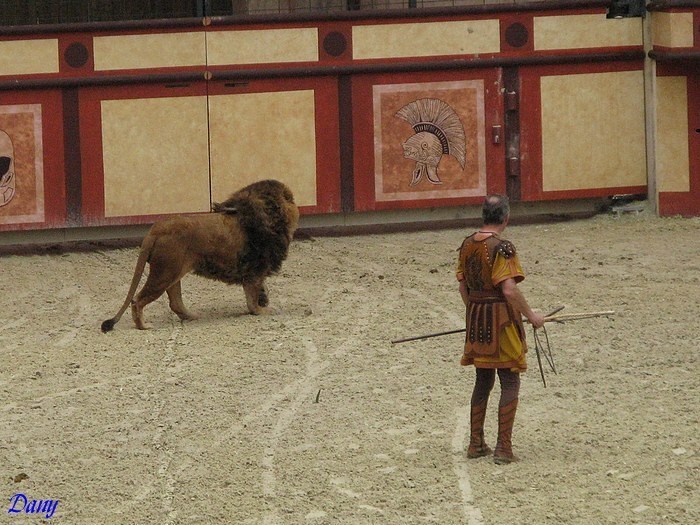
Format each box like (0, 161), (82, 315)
(540, 70), (646, 192)
(655, 76), (690, 193)
(352, 19), (500, 60)
(208, 90), (318, 207)
(651, 12), (694, 48)
(206, 28), (319, 65)
(93, 32), (206, 70)
(101, 96), (211, 217)
(534, 14), (641, 50)
(0, 39), (59, 76)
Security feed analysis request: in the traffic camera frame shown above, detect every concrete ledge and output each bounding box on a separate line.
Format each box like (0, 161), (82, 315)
(0, 198), (603, 252)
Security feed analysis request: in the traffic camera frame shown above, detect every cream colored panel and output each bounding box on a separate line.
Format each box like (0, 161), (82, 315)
(93, 32), (205, 71)
(656, 77), (689, 192)
(541, 70), (646, 192)
(534, 15), (641, 50)
(209, 90), (317, 207)
(652, 12), (694, 48)
(102, 96), (210, 217)
(353, 20), (500, 59)
(0, 39), (59, 76)
(207, 28), (318, 65)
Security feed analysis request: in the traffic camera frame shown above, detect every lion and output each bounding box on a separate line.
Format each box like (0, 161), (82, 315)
(101, 179), (299, 332)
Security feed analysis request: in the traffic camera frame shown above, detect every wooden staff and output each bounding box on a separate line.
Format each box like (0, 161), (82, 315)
(390, 308), (615, 344)
(542, 311), (615, 323)
(390, 328), (465, 345)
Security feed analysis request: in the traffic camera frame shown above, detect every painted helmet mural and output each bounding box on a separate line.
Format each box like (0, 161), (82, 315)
(0, 130), (16, 207)
(395, 98), (466, 186)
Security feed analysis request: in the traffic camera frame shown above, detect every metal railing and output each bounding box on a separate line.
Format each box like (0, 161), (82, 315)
(0, 0), (568, 26)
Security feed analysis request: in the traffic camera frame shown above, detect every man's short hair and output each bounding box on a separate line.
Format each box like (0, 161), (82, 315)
(482, 194), (510, 225)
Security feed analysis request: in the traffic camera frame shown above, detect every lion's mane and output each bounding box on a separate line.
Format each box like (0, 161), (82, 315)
(205, 179), (297, 284)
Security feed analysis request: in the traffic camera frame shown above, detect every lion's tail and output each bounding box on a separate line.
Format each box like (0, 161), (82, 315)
(101, 234), (156, 333)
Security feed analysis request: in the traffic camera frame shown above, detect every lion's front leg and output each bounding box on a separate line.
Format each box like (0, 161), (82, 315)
(258, 283), (269, 307)
(243, 282), (267, 315)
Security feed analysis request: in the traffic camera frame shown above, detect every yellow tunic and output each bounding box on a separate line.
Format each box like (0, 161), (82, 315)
(457, 247), (527, 372)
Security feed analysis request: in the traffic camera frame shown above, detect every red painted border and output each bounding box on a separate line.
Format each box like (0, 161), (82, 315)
(657, 67), (700, 216)
(499, 14), (535, 56)
(317, 21), (353, 65)
(58, 33), (95, 76)
(78, 87), (105, 225)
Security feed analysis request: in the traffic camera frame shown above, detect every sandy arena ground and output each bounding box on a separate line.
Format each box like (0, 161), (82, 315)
(1, 210), (698, 524)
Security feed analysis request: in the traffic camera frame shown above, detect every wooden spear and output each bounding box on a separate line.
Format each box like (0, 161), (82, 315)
(542, 311), (616, 323)
(390, 307), (615, 344)
(390, 328), (466, 345)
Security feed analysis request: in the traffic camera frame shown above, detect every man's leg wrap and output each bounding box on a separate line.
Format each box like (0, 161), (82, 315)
(497, 368), (520, 407)
(494, 369), (520, 464)
(467, 368), (495, 458)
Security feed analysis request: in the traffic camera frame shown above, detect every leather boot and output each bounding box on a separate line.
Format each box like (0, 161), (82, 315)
(493, 398), (519, 464)
(467, 400), (492, 458)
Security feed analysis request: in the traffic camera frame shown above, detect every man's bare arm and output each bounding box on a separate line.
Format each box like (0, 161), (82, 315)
(500, 278), (545, 328)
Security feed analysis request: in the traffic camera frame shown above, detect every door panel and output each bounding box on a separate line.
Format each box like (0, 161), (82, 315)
(519, 61), (647, 201)
(79, 81), (209, 225)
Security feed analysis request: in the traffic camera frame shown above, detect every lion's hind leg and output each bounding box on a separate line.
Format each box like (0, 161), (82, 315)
(166, 280), (199, 321)
(131, 290), (159, 330)
(131, 264), (180, 329)
(132, 285), (166, 329)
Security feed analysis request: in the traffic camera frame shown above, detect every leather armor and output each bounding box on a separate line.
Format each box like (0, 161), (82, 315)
(457, 233), (526, 358)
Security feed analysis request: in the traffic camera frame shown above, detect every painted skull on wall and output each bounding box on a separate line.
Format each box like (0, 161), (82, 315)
(396, 98), (467, 186)
(0, 130), (16, 207)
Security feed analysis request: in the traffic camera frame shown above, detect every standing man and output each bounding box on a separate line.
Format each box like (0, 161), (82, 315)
(456, 194), (545, 464)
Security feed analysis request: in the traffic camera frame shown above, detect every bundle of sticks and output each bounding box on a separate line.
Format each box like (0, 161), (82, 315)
(391, 306), (616, 387)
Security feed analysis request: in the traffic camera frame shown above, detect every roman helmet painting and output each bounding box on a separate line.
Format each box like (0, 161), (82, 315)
(395, 98), (466, 186)
(0, 129), (16, 207)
